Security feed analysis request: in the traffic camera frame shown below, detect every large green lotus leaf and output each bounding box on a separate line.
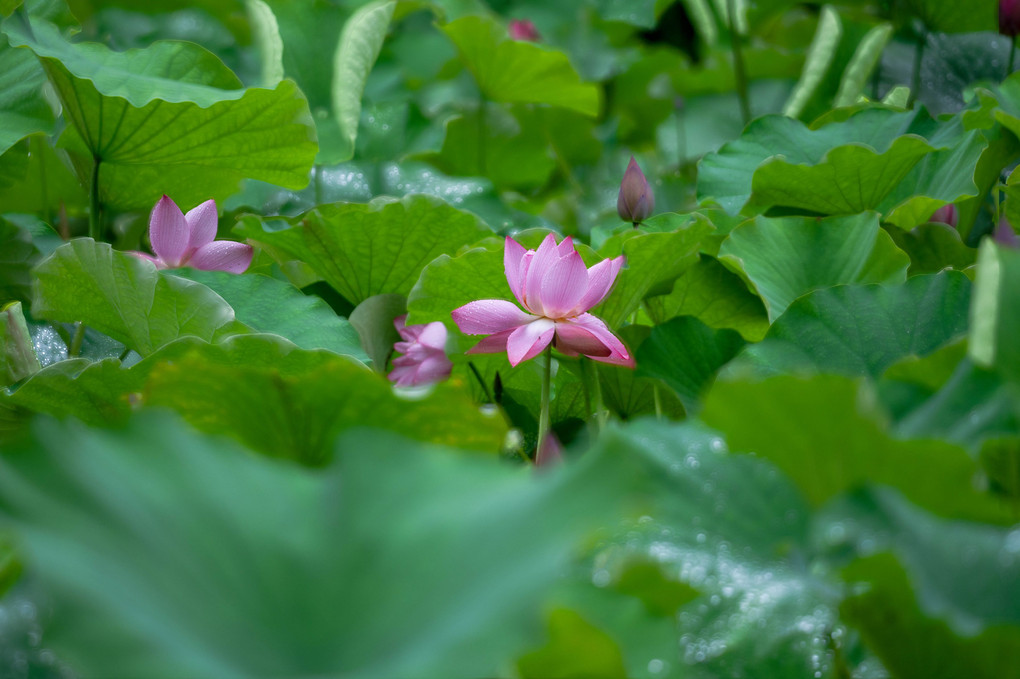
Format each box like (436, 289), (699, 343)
(3, 17), (316, 211)
(890, 358), (1020, 453)
(718, 212), (909, 321)
(644, 256), (769, 342)
(739, 272), (971, 378)
(0, 134), (88, 215)
(251, 0), (394, 163)
(826, 487), (1020, 631)
(581, 421), (844, 679)
(594, 223), (713, 329)
(143, 334), (507, 463)
(698, 108), (928, 214)
(172, 269), (368, 363)
(0, 30), (53, 156)
(3, 357), (137, 423)
(421, 107), (557, 188)
(701, 374), (1014, 524)
(31, 239), (245, 356)
(896, 0), (997, 33)
(969, 240), (1020, 384)
(0, 217), (40, 304)
(0, 411), (635, 678)
(697, 107), (980, 223)
(594, 355), (686, 422)
(635, 316), (745, 411)
(875, 126), (986, 229)
(1, 336), (208, 426)
(841, 554), (1020, 679)
(441, 15), (599, 117)
(235, 194), (491, 306)
(886, 222), (977, 275)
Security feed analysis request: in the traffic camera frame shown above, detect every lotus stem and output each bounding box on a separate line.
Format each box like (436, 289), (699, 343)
(89, 155), (102, 241)
(314, 164), (323, 205)
(727, 0), (751, 125)
(536, 345), (552, 463)
(909, 28), (926, 108)
(69, 322), (86, 357)
(477, 95), (487, 176)
(467, 361), (494, 404)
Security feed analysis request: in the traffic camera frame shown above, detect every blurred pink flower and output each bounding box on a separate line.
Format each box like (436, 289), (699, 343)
(452, 234), (634, 368)
(1002, 0), (1020, 37)
(133, 195), (252, 273)
(930, 204), (959, 228)
(509, 19), (540, 41)
(617, 157), (654, 225)
(388, 315), (453, 387)
(535, 432), (564, 467)
(995, 215), (1020, 248)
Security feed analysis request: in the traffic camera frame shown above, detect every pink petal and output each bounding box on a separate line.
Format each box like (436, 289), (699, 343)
(466, 329), (515, 355)
(555, 236), (575, 257)
(572, 255), (624, 314)
(535, 432), (564, 467)
(149, 195), (189, 267)
(553, 322), (612, 357)
(507, 318), (555, 366)
(524, 234), (564, 316)
(452, 299), (535, 335)
(388, 364), (419, 387)
(565, 313), (634, 367)
(188, 241), (254, 273)
(414, 354), (453, 383)
(536, 250), (589, 318)
(504, 237), (529, 307)
(184, 199), (218, 253)
(416, 322), (448, 351)
(128, 251), (163, 268)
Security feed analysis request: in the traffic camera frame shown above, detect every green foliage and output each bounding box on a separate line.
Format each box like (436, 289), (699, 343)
(236, 194), (491, 306)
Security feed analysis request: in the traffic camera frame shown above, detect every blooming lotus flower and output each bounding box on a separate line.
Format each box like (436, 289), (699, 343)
(388, 315), (453, 387)
(133, 195), (253, 273)
(1002, 0), (1020, 37)
(617, 157), (654, 225)
(452, 234), (634, 368)
(931, 204), (958, 228)
(509, 19), (540, 41)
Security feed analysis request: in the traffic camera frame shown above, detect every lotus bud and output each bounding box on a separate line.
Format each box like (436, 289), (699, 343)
(931, 204), (958, 227)
(1002, 0), (1020, 37)
(995, 215), (1020, 247)
(535, 432), (564, 468)
(509, 19), (540, 42)
(617, 157), (655, 226)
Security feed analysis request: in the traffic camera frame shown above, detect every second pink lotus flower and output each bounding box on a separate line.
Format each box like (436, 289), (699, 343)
(134, 195), (253, 273)
(452, 234), (634, 368)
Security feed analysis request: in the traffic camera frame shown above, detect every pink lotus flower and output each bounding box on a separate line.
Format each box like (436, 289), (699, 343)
(133, 195), (253, 273)
(388, 315), (453, 387)
(452, 234), (634, 368)
(509, 19), (540, 41)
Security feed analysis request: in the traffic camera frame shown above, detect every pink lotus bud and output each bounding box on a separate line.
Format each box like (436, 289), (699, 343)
(535, 432), (564, 467)
(388, 315), (453, 387)
(931, 204), (958, 228)
(995, 216), (1020, 247)
(617, 157), (655, 225)
(130, 195), (252, 273)
(509, 19), (540, 42)
(1002, 0), (1020, 37)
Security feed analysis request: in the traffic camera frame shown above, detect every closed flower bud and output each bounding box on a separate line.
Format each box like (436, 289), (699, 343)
(1002, 0), (1020, 37)
(509, 19), (540, 42)
(931, 204), (958, 228)
(617, 157), (654, 225)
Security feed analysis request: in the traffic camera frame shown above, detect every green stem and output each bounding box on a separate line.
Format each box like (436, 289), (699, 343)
(477, 94), (487, 176)
(536, 345), (552, 461)
(89, 155), (102, 241)
(674, 100), (687, 170)
(314, 164), (323, 205)
(653, 384), (663, 419)
(909, 28), (926, 108)
(69, 322), (86, 357)
(35, 137), (50, 226)
(467, 361), (494, 403)
(726, 0), (750, 125)
(1009, 37), (1017, 79)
